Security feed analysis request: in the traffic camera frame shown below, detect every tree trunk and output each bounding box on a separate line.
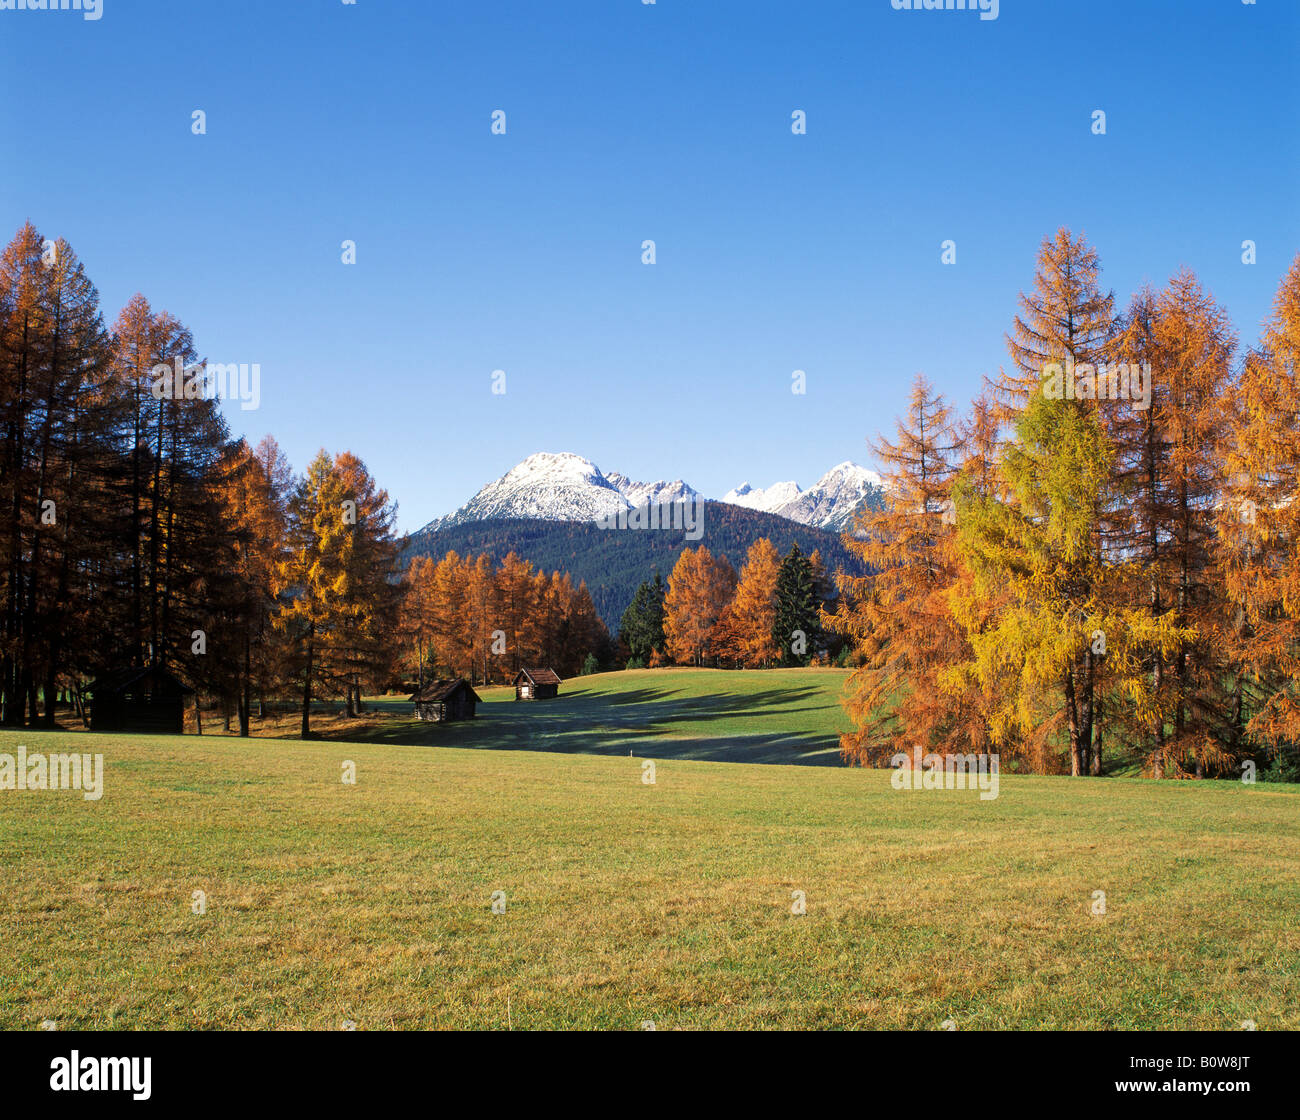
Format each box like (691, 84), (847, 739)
(42, 664), (57, 728)
(238, 630), (251, 736)
(1079, 650), (1095, 775)
(1065, 669), (1082, 776)
(300, 629), (314, 739)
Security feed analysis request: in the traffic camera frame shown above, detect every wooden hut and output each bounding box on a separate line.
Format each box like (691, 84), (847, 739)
(513, 667), (561, 701)
(87, 665), (194, 734)
(410, 678), (481, 722)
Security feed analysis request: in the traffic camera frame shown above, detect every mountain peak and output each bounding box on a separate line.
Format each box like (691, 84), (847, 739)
(721, 461), (882, 530)
(503, 451), (606, 485)
(816, 461), (884, 489)
(417, 452), (882, 536)
(419, 452), (700, 534)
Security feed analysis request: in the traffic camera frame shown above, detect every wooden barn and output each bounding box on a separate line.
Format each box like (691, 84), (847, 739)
(87, 665), (194, 735)
(410, 678), (481, 722)
(514, 667), (561, 701)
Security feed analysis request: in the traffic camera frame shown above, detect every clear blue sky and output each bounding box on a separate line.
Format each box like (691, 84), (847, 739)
(3, 0), (1296, 532)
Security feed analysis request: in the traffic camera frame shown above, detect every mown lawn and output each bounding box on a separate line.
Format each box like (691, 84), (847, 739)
(1, 709), (1296, 1029)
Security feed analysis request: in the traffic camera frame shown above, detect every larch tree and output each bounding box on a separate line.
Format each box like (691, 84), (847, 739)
(992, 227), (1117, 426)
(953, 385), (1188, 775)
(464, 552), (498, 684)
(213, 437), (289, 734)
(276, 451), (354, 738)
(329, 450), (402, 716)
(0, 228), (115, 725)
(1217, 255), (1300, 757)
(828, 375), (971, 763)
(494, 552), (540, 676)
(400, 556), (438, 690)
(1126, 271), (1237, 776)
(429, 550), (470, 678)
(663, 546), (736, 666)
(716, 538), (781, 667)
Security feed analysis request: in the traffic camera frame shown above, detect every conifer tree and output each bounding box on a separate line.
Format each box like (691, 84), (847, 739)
(829, 375), (970, 762)
(400, 556), (437, 690)
(1217, 255), (1300, 757)
(993, 227), (1116, 425)
(773, 544), (817, 666)
(330, 450), (402, 715)
(716, 539), (781, 667)
(1111, 271), (1238, 776)
(619, 572), (666, 666)
(212, 437), (289, 734)
(953, 387), (1188, 774)
(663, 546), (736, 666)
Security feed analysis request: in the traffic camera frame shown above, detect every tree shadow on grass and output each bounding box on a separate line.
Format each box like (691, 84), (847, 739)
(348, 685), (847, 766)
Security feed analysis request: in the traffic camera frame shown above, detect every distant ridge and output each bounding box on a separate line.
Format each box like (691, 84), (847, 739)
(404, 502), (871, 627)
(419, 451), (884, 536)
(723, 462), (885, 531)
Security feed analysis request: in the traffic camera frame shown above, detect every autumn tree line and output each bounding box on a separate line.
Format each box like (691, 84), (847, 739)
(6, 218), (1295, 773)
(0, 223), (607, 737)
(829, 229), (1300, 780)
(618, 541), (835, 669)
(400, 550), (610, 687)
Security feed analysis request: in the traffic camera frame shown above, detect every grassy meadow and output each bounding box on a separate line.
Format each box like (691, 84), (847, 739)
(215, 667), (856, 765)
(1, 670), (1296, 1030)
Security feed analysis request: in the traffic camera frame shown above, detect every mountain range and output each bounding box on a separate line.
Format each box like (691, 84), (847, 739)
(406, 452), (882, 626)
(721, 462), (884, 530)
(419, 452), (883, 535)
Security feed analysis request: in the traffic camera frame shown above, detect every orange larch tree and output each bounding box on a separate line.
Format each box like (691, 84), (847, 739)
(663, 546), (737, 666)
(828, 374), (972, 764)
(1217, 255), (1300, 756)
(715, 538), (781, 667)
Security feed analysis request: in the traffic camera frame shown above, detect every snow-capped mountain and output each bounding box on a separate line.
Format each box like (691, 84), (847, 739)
(723, 480), (803, 514)
(417, 452), (881, 535)
(723, 462), (884, 531)
(423, 452), (629, 531)
(420, 452), (700, 533)
(604, 472), (698, 507)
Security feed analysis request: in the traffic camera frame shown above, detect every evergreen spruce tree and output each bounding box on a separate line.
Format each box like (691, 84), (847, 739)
(619, 571), (665, 665)
(774, 545), (817, 666)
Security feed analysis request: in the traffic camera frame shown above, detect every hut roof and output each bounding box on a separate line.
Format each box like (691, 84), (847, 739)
(410, 679), (482, 704)
(88, 665), (195, 695)
(515, 667), (561, 686)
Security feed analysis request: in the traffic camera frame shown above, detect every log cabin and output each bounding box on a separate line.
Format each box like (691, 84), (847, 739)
(513, 667), (560, 701)
(87, 665), (194, 735)
(410, 678), (481, 722)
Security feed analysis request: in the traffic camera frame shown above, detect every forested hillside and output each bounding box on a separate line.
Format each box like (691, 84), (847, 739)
(403, 501), (872, 625)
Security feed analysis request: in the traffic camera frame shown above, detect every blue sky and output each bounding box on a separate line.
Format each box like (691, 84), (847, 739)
(2, 0), (1296, 532)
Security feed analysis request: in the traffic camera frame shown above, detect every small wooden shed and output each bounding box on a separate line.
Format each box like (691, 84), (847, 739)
(410, 678), (481, 722)
(514, 667), (561, 701)
(87, 665), (194, 735)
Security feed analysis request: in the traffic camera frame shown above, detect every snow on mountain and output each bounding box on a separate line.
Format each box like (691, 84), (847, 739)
(423, 452), (631, 531)
(722, 480), (803, 514)
(722, 463), (883, 530)
(417, 452), (882, 535)
(780, 462), (885, 531)
(605, 472), (698, 507)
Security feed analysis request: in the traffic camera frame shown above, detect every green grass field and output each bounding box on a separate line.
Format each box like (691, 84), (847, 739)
(357, 667), (852, 764)
(1, 669), (1297, 1030)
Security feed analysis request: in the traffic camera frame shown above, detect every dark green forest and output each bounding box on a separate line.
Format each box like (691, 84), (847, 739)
(403, 502), (872, 626)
